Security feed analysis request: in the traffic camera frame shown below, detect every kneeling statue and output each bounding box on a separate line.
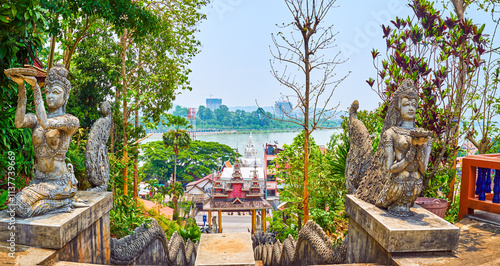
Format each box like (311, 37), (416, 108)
(348, 79), (432, 216)
(6, 65), (87, 217)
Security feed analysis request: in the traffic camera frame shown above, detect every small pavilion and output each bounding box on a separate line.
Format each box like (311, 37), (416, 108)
(204, 159), (272, 234)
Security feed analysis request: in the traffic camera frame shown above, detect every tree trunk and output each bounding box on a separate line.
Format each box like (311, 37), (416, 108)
(303, 32), (310, 224)
(478, 137), (491, 154)
(121, 29), (129, 196)
(466, 132), (491, 155)
(447, 0), (467, 205)
(173, 195), (178, 220)
(297, 212), (302, 231)
(303, 129), (309, 223)
(174, 152), (178, 183)
(110, 123), (115, 153)
(134, 108), (139, 201)
(47, 36), (56, 71)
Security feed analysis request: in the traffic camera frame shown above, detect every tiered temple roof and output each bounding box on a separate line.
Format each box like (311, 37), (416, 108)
(206, 158), (270, 211)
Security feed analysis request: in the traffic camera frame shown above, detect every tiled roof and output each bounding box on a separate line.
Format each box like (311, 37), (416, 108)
(186, 174), (213, 187)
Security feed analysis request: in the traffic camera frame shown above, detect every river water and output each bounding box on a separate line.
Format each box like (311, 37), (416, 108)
(142, 129), (341, 159)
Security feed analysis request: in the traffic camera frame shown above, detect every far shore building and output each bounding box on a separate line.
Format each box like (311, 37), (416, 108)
(274, 100), (292, 117)
(206, 98), (222, 111)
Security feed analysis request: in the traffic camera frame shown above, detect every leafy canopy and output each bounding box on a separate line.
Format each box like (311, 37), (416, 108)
(141, 140), (238, 183)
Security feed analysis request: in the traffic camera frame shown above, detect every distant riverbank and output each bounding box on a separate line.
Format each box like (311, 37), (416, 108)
(147, 127), (341, 136)
(146, 128), (309, 139)
(142, 129), (341, 159)
(147, 131), (238, 139)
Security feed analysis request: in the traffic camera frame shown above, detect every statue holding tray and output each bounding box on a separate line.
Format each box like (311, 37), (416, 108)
(348, 79), (432, 216)
(6, 65), (87, 217)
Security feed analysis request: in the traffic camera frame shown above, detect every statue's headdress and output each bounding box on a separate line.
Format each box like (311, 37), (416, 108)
(382, 79), (418, 132)
(45, 64), (71, 111)
(394, 79), (418, 108)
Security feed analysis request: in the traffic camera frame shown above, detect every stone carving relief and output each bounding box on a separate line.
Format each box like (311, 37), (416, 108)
(86, 101), (112, 192)
(345, 100), (373, 194)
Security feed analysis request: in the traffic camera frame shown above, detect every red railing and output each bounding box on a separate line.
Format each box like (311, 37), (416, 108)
(458, 154), (500, 220)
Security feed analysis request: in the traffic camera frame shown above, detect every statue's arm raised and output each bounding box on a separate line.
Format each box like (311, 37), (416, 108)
(25, 76), (78, 133)
(13, 77), (36, 129)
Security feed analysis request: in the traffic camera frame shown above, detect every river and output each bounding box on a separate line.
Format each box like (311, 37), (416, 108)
(142, 129), (342, 159)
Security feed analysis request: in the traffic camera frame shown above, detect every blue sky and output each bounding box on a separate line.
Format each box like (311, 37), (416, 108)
(173, 0), (493, 113)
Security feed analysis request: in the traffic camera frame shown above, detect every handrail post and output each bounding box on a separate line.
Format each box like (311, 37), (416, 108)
(493, 170), (500, 204)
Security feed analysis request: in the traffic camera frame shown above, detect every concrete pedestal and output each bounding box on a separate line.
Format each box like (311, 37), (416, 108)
(0, 191), (112, 265)
(345, 195), (460, 265)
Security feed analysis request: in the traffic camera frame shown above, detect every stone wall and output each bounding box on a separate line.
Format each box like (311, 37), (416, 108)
(58, 212), (110, 264)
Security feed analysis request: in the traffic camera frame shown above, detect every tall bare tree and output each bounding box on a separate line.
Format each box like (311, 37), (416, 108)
(268, 0), (349, 223)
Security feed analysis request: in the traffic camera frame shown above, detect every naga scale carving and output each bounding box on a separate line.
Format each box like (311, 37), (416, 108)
(111, 219), (197, 265)
(253, 220), (347, 266)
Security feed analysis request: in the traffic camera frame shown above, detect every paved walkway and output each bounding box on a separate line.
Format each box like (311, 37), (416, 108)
(195, 232), (255, 266)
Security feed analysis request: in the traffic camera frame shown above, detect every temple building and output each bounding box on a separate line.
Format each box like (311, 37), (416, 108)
(204, 159), (271, 233)
(239, 133), (262, 167)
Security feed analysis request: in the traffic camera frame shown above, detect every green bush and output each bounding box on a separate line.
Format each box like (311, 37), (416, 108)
(110, 194), (150, 238)
(178, 218), (201, 243)
(424, 166), (455, 199)
(444, 194), (460, 224)
(267, 210), (298, 242)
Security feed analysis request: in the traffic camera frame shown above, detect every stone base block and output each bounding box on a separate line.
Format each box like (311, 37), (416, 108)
(345, 195), (459, 265)
(0, 191), (112, 265)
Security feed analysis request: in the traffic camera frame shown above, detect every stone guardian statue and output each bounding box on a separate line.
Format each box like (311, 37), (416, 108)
(6, 65), (87, 217)
(350, 79), (432, 216)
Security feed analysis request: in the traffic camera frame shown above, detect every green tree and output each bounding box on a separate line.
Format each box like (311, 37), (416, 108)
(41, 0), (158, 69)
(173, 106), (189, 118)
(0, 0), (47, 191)
(141, 140), (238, 182)
(163, 115), (192, 183)
(67, 20), (121, 129)
(118, 0), (207, 198)
(168, 181), (184, 220)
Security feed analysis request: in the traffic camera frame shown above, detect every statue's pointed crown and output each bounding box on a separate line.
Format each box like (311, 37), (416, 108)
(395, 79), (418, 101)
(46, 64), (71, 95)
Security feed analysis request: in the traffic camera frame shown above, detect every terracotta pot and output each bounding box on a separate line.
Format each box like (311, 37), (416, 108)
(415, 197), (449, 218)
